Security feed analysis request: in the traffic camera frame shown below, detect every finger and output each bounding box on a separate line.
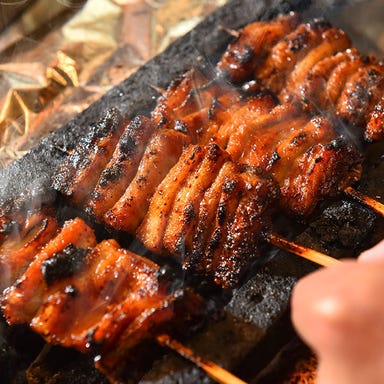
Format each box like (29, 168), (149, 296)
(359, 239), (384, 263)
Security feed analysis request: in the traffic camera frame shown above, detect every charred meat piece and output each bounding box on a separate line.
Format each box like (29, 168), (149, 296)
(137, 144), (206, 254)
(213, 93), (280, 150)
(105, 129), (190, 233)
(213, 167), (278, 287)
(163, 143), (230, 257)
(177, 88), (251, 144)
(183, 159), (278, 288)
(337, 63), (384, 141)
(1, 217), (97, 324)
(220, 103), (362, 216)
(220, 102), (302, 160)
(0, 214), (59, 292)
(139, 144), (279, 288)
(95, 288), (204, 383)
(52, 108), (128, 206)
(279, 26), (351, 102)
(255, 18), (334, 94)
(1, 215), (205, 382)
(151, 69), (232, 129)
(30, 239), (165, 351)
(298, 48), (364, 111)
(281, 138), (362, 217)
(216, 12), (300, 83)
(85, 116), (154, 222)
(185, 161), (240, 276)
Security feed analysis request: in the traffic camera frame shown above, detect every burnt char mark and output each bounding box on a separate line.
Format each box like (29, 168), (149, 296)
(290, 132), (307, 147)
(208, 97), (220, 120)
(163, 143), (230, 258)
(118, 117), (145, 157)
(85, 115), (156, 221)
(216, 13), (301, 83)
(98, 163), (124, 187)
(183, 203), (196, 226)
(337, 64), (384, 130)
(281, 137), (363, 217)
(41, 244), (89, 286)
(52, 108), (124, 199)
(98, 116), (151, 186)
(286, 28), (310, 53)
(214, 172), (278, 289)
(217, 202), (227, 226)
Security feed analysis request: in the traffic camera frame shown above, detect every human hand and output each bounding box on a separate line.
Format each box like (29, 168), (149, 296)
(291, 239), (384, 384)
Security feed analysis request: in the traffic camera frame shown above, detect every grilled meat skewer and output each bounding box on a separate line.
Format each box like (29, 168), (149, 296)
(50, 14), (377, 289)
(104, 129), (191, 232)
(52, 108), (128, 206)
(218, 14), (383, 142)
(84, 115), (155, 221)
(216, 12), (300, 83)
(2, 217), (97, 324)
(0, 214), (59, 292)
(0, 218), (205, 383)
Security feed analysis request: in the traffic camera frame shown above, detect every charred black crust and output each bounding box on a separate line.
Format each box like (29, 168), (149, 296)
(174, 120), (188, 133)
(217, 202), (227, 226)
(207, 228), (222, 253)
(118, 131), (139, 158)
(41, 244), (89, 286)
(287, 30), (310, 52)
(236, 44), (255, 65)
(51, 108), (124, 194)
(183, 203), (196, 225)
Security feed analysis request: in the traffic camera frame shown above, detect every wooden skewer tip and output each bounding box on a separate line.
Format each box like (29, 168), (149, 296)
(268, 233), (341, 268)
(149, 83), (166, 96)
(344, 186), (384, 217)
(156, 334), (248, 384)
(219, 25), (241, 38)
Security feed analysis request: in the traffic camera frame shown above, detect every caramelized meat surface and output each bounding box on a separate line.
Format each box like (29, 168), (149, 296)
(105, 129), (190, 233)
(137, 144), (206, 254)
(48, 13), (381, 289)
(30, 239), (164, 351)
(52, 108), (127, 206)
(139, 144), (279, 288)
(85, 116), (154, 222)
(1, 217), (97, 324)
(216, 12), (300, 83)
(0, 217), (204, 383)
(0, 215), (59, 292)
(255, 19), (334, 94)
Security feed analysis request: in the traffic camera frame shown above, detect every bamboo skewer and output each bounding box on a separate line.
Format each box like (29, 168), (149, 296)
(156, 334), (248, 384)
(157, 234), (346, 383)
(155, 191), (384, 383)
(344, 186), (384, 216)
(268, 233), (341, 267)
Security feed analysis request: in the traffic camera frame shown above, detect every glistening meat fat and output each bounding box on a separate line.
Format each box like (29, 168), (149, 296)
(50, 13), (374, 288)
(0, 216), (204, 383)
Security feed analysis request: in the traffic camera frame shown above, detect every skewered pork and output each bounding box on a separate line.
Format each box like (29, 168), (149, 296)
(0, 217), (204, 383)
(2, 217), (97, 324)
(52, 108), (128, 206)
(84, 115), (155, 221)
(216, 12), (300, 83)
(104, 129), (191, 231)
(49, 13), (374, 288)
(1, 9), (384, 384)
(0, 213), (59, 292)
(217, 14), (383, 141)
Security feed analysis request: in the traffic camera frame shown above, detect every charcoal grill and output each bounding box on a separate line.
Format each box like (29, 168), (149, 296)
(0, 0), (383, 383)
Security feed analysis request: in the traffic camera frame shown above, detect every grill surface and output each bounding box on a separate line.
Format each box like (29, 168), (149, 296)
(0, 0), (383, 383)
